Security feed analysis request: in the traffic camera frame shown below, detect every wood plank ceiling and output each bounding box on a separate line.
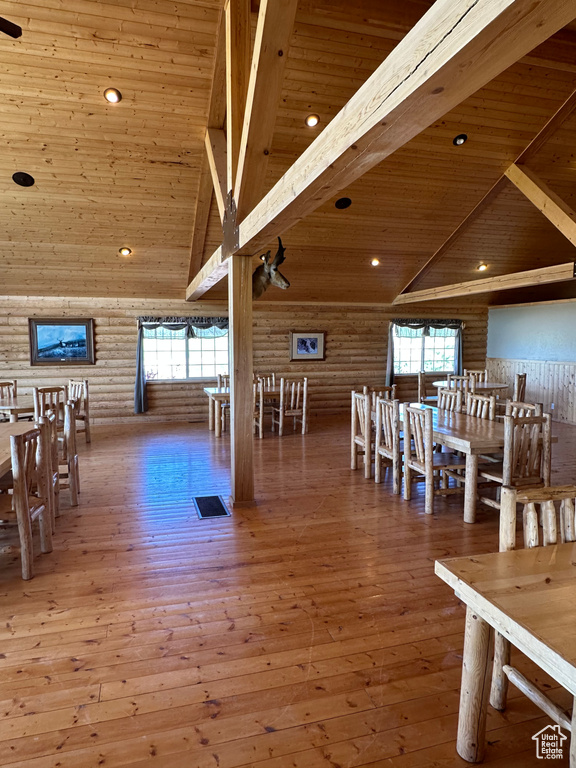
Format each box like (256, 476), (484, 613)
(1, 0), (576, 305)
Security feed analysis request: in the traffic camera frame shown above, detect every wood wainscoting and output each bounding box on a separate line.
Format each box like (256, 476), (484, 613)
(0, 296), (487, 424)
(487, 357), (576, 424)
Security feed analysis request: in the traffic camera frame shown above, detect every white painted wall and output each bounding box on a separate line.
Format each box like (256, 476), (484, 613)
(487, 302), (576, 362)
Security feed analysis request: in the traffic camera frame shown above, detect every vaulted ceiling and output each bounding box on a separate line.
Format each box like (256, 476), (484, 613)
(1, 1), (576, 306)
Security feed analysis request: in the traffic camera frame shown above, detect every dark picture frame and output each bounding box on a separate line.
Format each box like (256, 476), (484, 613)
(289, 331), (325, 361)
(28, 318), (95, 366)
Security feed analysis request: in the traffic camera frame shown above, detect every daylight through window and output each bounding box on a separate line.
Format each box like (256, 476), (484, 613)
(143, 325), (229, 381)
(392, 324), (457, 375)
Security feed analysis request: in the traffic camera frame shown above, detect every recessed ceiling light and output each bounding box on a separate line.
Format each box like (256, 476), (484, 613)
(305, 113), (319, 127)
(12, 171), (35, 187)
(119, 247), (132, 257)
(453, 133), (468, 146)
(371, 258), (380, 267)
(259, 253), (267, 261)
(477, 263), (488, 272)
(104, 88), (122, 103)
(335, 197), (351, 210)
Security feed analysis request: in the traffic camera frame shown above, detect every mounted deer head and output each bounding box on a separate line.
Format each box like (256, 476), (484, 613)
(252, 236), (290, 300)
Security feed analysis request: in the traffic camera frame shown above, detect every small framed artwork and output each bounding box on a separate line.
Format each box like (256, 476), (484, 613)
(29, 318), (95, 366)
(290, 331), (325, 361)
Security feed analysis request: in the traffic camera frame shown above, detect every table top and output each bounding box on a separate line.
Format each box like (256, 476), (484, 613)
(404, 403), (505, 454)
(433, 380), (509, 392)
(0, 396), (34, 413)
(0, 422), (36, 475)
(435, 543), (576, 695)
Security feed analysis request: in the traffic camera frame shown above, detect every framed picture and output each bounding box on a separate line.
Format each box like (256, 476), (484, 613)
(290, 331), (325, 361)
(29, 318), (95, 366)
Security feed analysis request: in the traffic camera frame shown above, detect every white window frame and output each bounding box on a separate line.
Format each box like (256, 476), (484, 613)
(143, 326), (229, 382)
(391, 323), (458, 377)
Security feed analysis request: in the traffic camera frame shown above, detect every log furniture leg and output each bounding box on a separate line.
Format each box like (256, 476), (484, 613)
(208, 394), (214, 431)
(457, 606), (494, 762)
(464, 454), (479, 523)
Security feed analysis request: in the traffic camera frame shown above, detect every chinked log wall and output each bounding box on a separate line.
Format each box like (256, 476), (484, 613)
(0, 296), (487, 424)
(487, 357), (576, 424)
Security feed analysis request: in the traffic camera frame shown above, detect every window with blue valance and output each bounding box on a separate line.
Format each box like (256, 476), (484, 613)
(135, 316), (229, 414)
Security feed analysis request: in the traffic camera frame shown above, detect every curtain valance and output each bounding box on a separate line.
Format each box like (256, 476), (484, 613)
(386, 319), (464, 385)
(137, 316), (228, 338)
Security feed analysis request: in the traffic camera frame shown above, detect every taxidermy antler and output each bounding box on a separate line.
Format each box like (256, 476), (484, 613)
(252, 236), (290, 300)
(0, 17), (22, 38)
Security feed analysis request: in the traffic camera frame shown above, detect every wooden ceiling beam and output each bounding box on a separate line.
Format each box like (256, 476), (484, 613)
(397, 86), (576, 296)
(393, 262), (576, 305)
(226, 0), (251, 194)
(187, 0), (576, 301)
(515, 88), (576, 165)
(399, 177), (509, 296)
(188, 12), (226, 284)
(187, 160), (213, 284)
(234, 0), (299, 223)
(205, 128), (228, 223)
(504, 164), (576, 247)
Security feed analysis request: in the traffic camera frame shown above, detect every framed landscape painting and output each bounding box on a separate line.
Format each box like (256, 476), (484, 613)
(290, 331), (325, 361)
(29, 318), (95, 366)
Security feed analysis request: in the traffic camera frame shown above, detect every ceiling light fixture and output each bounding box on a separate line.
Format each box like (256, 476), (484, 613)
(371, 258), (380, 267)
(104, 88), (122, 103)
(119, 247), (132, 257)
(305, 113), (319, 127)
(453, 133), (468, 146)
(335, 197), (352, 210)
(477, 263), (488, 272)
(12, 171), (35, 187)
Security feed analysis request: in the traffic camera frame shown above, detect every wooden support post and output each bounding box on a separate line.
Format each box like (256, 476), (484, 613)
(225, 0), (251, 194)
(234, 0), (299, 222)
(457, 606), (494, 763)
(228, 252), (254, 506)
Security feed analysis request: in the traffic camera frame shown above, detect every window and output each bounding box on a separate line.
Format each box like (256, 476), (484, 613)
(391, 324), (457, 375)
(143, 325), (229, 381)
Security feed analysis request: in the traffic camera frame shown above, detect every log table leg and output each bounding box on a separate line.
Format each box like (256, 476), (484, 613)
(208, 395), (214, 431)
(457, 606), (494, 762)
(215, 398), (222, 438)
(464, 454), (478, 523)
(9, 412), (18, 423)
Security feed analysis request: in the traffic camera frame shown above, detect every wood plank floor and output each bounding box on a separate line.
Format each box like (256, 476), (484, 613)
(0, 415), (574, 767)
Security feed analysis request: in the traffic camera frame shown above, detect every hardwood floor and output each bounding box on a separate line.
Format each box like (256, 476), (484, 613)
(0, 415), (574, 767)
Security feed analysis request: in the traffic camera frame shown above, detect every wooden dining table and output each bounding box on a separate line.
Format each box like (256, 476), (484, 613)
(402, 404), (505, 523)
(436, 544), (576, 763)
(0, 422), (35, 474)
(0, 396), (35, 422)
(204, 385), (281, 437)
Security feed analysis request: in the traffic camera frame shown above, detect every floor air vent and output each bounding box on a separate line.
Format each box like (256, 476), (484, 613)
(193, 495), (230, 519)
